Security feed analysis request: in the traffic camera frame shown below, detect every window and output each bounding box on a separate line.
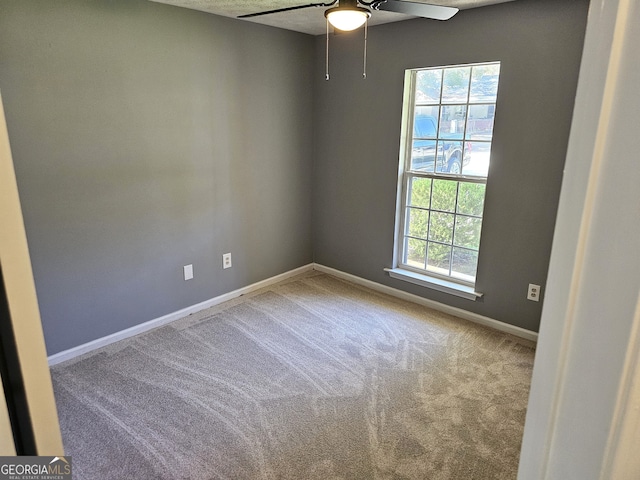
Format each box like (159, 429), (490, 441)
(393, 62), (500, 291)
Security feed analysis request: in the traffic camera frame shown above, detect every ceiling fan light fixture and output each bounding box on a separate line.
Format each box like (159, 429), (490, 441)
(325, 6), (371, 31)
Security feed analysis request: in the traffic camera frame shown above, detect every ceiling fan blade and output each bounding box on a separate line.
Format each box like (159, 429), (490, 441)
(373, 1), (458, 20)
(238, 2), (337, 19)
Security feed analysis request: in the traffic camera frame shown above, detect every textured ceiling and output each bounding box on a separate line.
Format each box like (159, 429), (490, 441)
(148, 0), (517, 35)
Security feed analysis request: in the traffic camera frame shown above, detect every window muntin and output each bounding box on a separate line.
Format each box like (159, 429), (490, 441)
(398, 62), (500, 286)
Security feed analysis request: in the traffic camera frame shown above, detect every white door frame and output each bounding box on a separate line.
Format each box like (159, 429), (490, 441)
(518, 0), (640, 478)
(0, 90), (64, 455)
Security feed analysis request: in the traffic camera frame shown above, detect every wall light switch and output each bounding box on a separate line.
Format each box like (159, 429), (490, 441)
(184, 264), (194, 281)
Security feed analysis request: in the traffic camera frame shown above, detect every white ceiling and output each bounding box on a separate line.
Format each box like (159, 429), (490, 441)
(148, 0), (517, 35)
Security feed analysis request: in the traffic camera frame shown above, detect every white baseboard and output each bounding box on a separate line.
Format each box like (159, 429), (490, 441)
(48, 261), (536, 366)
(47, 263), (315, 366)
(313, 264), (538, 343)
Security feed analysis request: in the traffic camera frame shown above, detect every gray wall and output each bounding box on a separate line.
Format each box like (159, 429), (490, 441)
(0, 0), (314, 354)
(312, 0), (589, 332)
(0, 0), (589, 355)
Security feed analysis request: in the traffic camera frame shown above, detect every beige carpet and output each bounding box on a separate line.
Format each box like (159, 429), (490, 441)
(51, 272), (535, 479)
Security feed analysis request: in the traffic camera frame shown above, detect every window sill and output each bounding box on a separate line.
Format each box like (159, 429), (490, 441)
(384, 268), (483, 301)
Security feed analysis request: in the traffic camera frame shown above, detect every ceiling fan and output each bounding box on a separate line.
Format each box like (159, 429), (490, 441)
(240, 1), (458, 79)
(239, 1), (458, 31)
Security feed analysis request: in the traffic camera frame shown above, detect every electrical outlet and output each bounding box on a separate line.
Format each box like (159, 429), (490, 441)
(527, 283), (541, 302)
(183, 264), (193, 281)
(222, 253), (232, 269)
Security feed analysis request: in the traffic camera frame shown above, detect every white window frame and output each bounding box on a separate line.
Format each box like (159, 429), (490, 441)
(389, 62), (500, 300)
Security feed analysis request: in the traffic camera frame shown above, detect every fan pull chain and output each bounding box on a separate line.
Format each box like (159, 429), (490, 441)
(363, 19), (368, 79)
(325, 18), (330, 81)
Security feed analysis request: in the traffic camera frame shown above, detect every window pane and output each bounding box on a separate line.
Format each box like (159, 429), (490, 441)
(427, 242), (451, 275)
(405, 237), (426, 268)
(462, 142), (491, 177)
(438, 142), (464, 174)
(451, 247), (478, 281)
(429, 212), (454, 243)
(456, 183), (486, 216)
(469, 64), (500, 103)
(415, 69), (442, 103)
(410, 140), (438, 171)
(442, 67), (470, 103)
(431, 179), (457, 212)
(439, 105), (467, 139)
(440, 150), (465, 176)
(406, 208), (429, 238)
(413, 109), (439, 137)
(466, 105), (495, 141)
(408, 177), (432, 208)
(454, 215), (482, 249)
